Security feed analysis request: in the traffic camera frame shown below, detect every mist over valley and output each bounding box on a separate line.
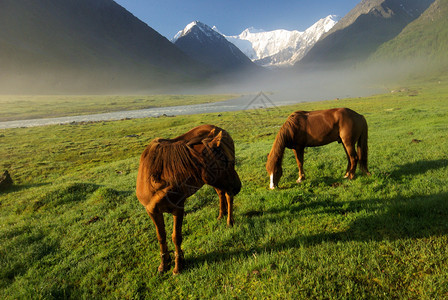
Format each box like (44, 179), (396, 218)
(1, 0), (446, 121)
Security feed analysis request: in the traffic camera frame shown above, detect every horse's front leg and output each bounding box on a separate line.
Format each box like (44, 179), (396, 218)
(172, 209), (185, 275)
(214, 188), (234, 226)
(147, 209), (171, 273)
(225, 193), (234, 227)
(214, 188), (227, 221)
(293, 147), (305, 182)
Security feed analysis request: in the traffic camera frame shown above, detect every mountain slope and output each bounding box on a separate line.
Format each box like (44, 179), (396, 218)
(298, 0), (435, 68)
(369, 0), (448, 62)
(225, 15), (338, 68)
(0, 0), (209, 93)
(173, 21), (258, 73)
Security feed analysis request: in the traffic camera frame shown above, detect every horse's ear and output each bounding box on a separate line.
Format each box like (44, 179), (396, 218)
(209, 130), (222, 148)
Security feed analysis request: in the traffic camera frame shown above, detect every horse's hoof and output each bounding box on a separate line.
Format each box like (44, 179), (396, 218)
(157, 256), (171, 274)
(218, 212), (228, 221)
(157, 266), (168, 274)
(345, 173), (355, 180)
(173, 251), (184, 275)
(173, 269), (181, 276)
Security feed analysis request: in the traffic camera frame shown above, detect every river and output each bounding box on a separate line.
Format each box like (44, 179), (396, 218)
(0, 93), (298, 129)
(0, 87), (379, 129)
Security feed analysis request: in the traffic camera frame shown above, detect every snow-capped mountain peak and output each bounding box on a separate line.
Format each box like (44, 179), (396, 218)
(172, 21), (222, 43)
(172, 15), (339, 69)
(240, 27), (266, 36)
(225, 15), (340, 68)
(172, 20), (258, 72)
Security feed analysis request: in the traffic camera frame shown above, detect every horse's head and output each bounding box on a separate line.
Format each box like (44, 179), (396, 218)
(200, 131), (241, 195)
(266, 150), (282, 189)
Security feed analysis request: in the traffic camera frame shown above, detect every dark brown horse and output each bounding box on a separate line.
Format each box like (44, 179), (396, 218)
(266, 108), (370, 189)
(136, 124), (241, 275)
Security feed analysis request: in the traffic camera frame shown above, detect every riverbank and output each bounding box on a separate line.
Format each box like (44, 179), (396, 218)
(0, 94), (238, 123)
(0, 94), (252, 129)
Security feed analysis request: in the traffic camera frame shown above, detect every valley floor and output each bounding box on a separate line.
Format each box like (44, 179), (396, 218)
(1, 78), (447, 298)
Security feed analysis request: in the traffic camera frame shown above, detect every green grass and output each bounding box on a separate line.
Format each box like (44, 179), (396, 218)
(1, 78), (448, 298)
(0, 94), (238, 122)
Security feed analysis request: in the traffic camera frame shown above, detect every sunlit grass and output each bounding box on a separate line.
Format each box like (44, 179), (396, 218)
(1, 78), (447, 298)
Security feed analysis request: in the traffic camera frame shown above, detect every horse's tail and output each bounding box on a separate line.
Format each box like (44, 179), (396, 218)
(357, 116), (370, 175)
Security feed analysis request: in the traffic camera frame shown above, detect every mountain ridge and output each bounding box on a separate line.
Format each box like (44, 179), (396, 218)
(0, 0), (209, 93)
(369, 0), (448, 62)
(297, 0), (435, 68)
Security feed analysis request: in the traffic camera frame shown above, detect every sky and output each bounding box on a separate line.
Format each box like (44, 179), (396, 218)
(113, 0), (361, 39)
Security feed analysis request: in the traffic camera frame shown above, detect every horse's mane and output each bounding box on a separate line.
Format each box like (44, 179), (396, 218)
(143, 138), (204, 185)
(266, 112), (303, 173)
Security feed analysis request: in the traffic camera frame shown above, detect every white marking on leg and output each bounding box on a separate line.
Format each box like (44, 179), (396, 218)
(270, 174), (275, 189)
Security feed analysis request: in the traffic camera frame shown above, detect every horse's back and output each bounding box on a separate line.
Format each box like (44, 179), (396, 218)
(167, 124), (231, 146)
(178, 124), (219, 139)
(287, 108), (366, 146)
(334, 107), (364, 119)
(305, 108), (365, 127)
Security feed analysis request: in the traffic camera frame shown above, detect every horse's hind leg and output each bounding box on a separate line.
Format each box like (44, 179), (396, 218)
(147, 209), (171, 273)
(172, 209), (185, 275)
(342, 141), (358, 179)
(293, 147), (305, 182)
(342, 144), (351, 178)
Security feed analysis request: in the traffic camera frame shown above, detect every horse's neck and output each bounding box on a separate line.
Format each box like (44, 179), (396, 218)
(269, 132), (287, 168)
(274, 139), (286, 163)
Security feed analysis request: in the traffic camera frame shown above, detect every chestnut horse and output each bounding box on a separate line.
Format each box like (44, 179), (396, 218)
(136, 124), (241, 274)
(266, 108), (370, 189)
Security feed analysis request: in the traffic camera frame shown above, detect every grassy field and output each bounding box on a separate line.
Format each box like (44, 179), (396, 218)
(1, 78), (447, 298)
(0, 94), (238, 122)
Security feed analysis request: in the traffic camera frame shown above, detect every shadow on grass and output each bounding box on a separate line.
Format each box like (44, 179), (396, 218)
(242, 194), (384, 218)
(0, 182), (49, 195)
(185, 191), (448, 270)
(334, 192), (448, 241)
(390, 159), (448, 179)
(1, 221), (61, 288)
(276, 159), (448, 189)
(277, 174), (363, 191)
